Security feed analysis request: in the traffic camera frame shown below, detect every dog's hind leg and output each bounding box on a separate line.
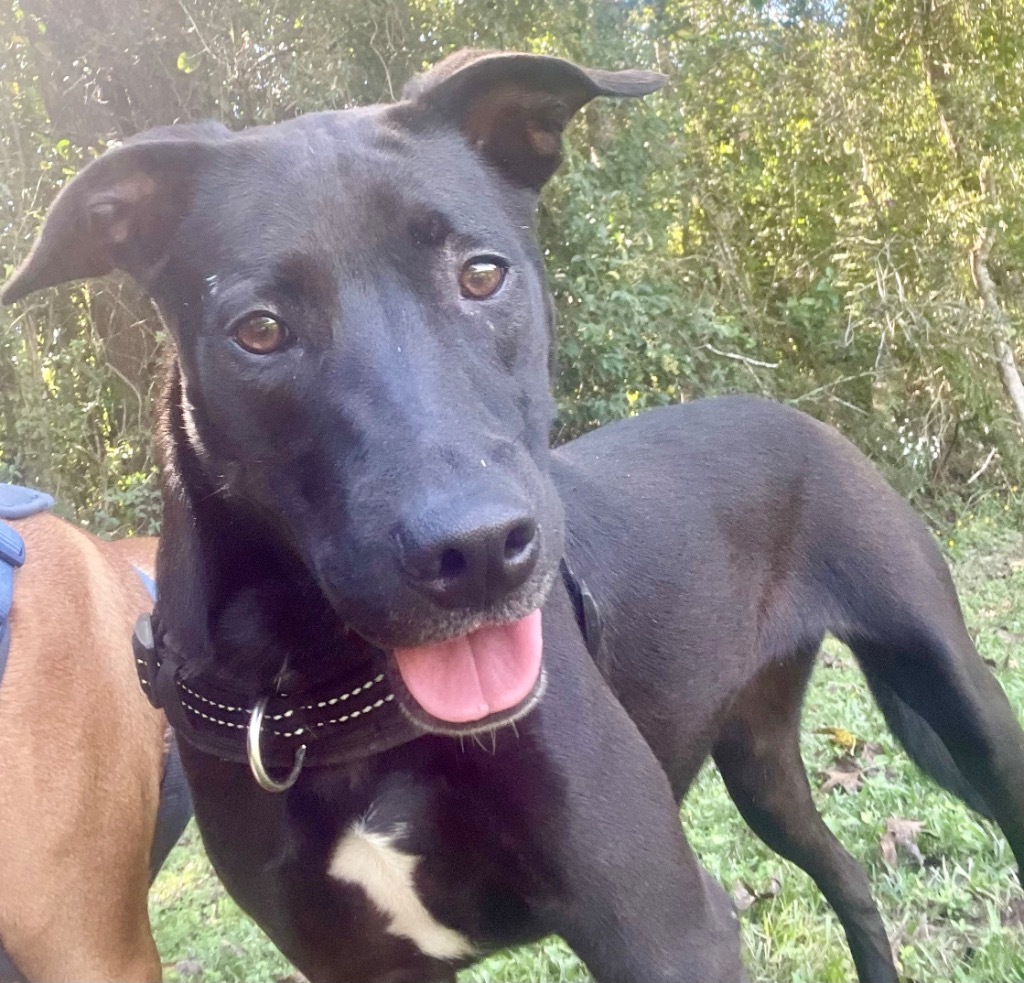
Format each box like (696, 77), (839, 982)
(810, 470), (1024, 875)
(713, 654), (898, 983)
(846, 617), (1024, 876)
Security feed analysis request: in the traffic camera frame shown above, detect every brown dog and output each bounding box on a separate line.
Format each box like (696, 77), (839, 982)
(0, 511), (167, 982)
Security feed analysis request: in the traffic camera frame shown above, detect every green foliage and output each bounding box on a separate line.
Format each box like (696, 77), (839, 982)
(1, 0), (1022, 532)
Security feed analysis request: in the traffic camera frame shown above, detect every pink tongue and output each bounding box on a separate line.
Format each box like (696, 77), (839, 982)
(392, 610), (543, 724)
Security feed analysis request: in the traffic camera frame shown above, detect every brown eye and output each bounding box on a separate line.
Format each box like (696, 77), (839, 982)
(459, 259), (507, 299)
(233, 314), (288, 355)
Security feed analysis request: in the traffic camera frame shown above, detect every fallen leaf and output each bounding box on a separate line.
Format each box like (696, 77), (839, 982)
(880, 817), (925, 867)
(821, 754), (864, 794)
(730, 877), (781, 912)
(859, 741), (883, 764)
(816, 725), (860, 753)
(821, 652), (851, 669)
(731, 880), (756, 912)
(880, 835), (897, 867)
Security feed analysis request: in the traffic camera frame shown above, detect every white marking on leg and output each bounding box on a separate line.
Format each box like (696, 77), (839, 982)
(328, 822), (473, 961)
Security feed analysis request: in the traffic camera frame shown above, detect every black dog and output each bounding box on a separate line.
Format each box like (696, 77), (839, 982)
(6, 50), (1024, 983)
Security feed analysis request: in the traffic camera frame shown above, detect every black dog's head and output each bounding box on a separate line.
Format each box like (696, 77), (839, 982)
(4, 51), (664, 729)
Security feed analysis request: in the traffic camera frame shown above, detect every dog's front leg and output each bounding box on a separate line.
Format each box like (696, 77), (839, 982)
(519, 586), (747, 983)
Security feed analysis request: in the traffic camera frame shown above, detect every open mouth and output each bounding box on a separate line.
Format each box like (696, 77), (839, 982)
(387, 609), (545, 734)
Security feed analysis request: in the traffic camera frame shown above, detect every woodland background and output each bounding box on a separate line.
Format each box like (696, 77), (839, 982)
(1, 0), (1022, 531)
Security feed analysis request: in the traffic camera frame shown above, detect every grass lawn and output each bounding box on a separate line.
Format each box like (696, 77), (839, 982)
(151, 512), (1024, 982)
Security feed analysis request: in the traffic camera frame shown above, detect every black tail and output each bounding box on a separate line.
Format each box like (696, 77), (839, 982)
(860, 668), (993, 820)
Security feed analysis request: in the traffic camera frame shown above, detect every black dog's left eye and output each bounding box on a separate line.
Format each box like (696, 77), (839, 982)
(232, 314), (289, 355)
(460, 259), (507, 299)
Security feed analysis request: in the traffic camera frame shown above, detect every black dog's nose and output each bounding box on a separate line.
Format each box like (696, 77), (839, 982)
(398, 502), (540, 609)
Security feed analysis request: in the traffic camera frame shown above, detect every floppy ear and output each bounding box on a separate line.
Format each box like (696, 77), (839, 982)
(2, 134), (219, 305)
(402, 49), (667, 190)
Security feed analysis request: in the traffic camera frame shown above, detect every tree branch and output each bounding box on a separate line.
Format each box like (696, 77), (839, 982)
(970, 167), (1024, 435)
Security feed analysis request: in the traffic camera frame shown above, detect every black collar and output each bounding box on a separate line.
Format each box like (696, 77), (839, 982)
(135, 618), (422, 772)
(133, 556), (603, 785)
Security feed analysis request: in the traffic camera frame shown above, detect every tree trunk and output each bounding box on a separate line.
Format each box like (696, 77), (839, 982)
(971, 223), (1024, 434)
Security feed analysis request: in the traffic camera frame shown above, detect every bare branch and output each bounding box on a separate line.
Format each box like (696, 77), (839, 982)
(967, 447), (998, 485)
(703, 344), (779, 369)
(970, 166), (1024, 435)
(788, 371), (877, 407)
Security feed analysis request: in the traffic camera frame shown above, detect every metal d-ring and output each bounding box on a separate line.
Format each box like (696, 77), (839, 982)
(246, 696), (306, 793)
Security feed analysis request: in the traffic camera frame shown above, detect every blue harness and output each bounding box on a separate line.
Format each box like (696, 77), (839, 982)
(0, 484), (55, 685)
(0, 484), (191, 980)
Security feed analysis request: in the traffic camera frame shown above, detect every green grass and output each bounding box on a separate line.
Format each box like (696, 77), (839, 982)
(151, 513), (1024, 982)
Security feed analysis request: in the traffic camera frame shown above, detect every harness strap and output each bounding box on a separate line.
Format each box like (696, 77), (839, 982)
(0, 484), (54, 522)
(0, 529), (23, 687)
(0, 575), (13, 689)
(149, 732), (193, 882)
(0, 523), (26, 569)
(0, 485), (54, 691)
(0, 488), (52, 975)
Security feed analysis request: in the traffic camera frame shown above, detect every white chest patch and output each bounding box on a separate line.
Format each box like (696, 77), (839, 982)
(328, 823), (474, 961)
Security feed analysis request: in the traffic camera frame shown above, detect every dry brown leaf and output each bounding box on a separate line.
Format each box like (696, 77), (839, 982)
(994, 627), (1024, 646)
(879, 834), (897, 867)
(730, 877), (781, 912)
(859, 741), (883, 764)
(821, 755), (864, 794)
(821, 652), (851, 669)
(880, 817), (925, 867)
(731, 880), (756, 912)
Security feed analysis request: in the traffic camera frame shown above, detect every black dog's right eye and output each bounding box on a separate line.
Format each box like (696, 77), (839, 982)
(459, 259), (507, 300)
(232, 314), (289, 355)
